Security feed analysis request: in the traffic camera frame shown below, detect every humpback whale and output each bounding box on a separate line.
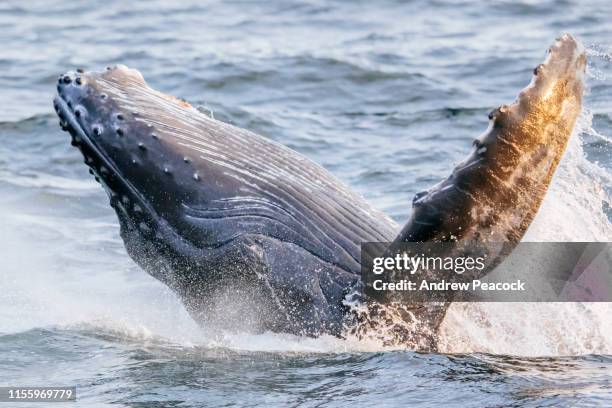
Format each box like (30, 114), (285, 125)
(53, 35), (585, 347)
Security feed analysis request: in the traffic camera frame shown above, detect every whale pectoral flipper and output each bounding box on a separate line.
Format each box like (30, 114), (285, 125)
(365, 34), (585, 340)
(398, 34), (585, 247)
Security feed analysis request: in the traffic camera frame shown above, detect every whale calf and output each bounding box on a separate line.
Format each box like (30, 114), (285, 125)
(53, 35), (585, 347)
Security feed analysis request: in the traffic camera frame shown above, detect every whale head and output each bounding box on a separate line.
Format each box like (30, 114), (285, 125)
(53, 64), (373, 335)
(53, 65), (234, 285)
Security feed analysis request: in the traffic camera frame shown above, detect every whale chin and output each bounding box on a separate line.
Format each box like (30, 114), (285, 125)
(53, 35), (585, 348)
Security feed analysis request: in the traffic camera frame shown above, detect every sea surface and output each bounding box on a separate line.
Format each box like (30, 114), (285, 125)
(1, 0), (612, 407)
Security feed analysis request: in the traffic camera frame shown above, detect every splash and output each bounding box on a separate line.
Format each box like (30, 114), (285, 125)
(437, 103), (612, 356)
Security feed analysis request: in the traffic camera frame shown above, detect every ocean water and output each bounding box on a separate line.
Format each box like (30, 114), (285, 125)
(1, 0), (611, 406)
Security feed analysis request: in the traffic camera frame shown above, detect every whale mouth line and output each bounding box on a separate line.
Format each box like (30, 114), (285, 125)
(54, 94), (158, 232)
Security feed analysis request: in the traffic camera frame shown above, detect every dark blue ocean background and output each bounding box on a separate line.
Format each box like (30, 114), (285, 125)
(1, 1), (611, 406)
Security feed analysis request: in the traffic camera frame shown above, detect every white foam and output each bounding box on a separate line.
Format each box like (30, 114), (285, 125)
(438, 106), (612, 356)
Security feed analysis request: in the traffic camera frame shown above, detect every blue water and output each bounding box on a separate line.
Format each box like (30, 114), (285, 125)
(1, 0), (611, 406)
